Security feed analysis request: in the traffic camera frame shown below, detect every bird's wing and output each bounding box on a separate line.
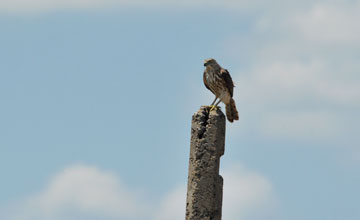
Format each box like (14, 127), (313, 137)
(203, 71), (212, 92)
(220, 68), (234, 97)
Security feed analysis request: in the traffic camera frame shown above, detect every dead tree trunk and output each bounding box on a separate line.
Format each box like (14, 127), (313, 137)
(186, 106), (226, 220)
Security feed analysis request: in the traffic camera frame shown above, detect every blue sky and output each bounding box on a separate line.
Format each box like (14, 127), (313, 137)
(1, 1), (359, 220)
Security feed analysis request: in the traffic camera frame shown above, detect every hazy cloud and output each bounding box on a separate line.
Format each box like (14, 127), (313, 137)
(154, 164), (277, 220)
(1, 164), (276, 220)
(222, 164), (277, 220)
(0, 0), (246, 13)
(154, 185), (186, 220)
(1, 165), (149, 220)
(222, 0), (360, 142)
(0, 0), (333, 14)
(293, 2), (360, 45)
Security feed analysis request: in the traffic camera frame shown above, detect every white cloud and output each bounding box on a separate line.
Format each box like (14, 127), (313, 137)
(237, 61), (323, 103)
(238, 59), (360, 106)
(1, 164), (277, 220)
(0, 0), (121, 13)
(154, 164), (277, 220)
(293, 2), (360, 45)
(154, 185), (186, 220)
(222, 164), (277, 220)
(2, 164), (149, 220)
(0, 0), (324, 14)
(0, 0), (236, 13)
(259, 112), (339, 140)
(222, 0), (360, 141)
(231, 59), (357, 140)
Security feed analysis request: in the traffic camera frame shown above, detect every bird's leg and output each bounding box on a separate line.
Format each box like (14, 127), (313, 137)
(210, 97), (218, 106)
(207, 97), (218, 111)
(214, 99), (221, 107)
(210, 99), (222, 111)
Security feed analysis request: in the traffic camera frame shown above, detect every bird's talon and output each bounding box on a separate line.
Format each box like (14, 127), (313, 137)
(209, 105), (218, 111)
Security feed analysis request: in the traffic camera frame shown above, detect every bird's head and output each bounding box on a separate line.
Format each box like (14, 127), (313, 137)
(204, 58), (218, 67)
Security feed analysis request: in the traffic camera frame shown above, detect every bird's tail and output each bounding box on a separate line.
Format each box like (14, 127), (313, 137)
(225, 98), (239, 123)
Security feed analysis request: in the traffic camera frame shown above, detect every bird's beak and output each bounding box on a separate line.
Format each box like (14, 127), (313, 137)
(204, 63), (207, 67)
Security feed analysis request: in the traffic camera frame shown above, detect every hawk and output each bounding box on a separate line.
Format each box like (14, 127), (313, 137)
(203, 58), (239, 122)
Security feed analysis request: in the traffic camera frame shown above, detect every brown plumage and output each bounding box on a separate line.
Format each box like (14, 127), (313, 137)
(203, 58), (239, 122)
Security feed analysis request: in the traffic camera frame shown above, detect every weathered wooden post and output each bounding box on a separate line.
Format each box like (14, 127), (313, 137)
(186, 106), (226, 220)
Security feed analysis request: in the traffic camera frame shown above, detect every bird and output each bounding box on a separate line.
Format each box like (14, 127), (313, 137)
(203, 58), (239, 122)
